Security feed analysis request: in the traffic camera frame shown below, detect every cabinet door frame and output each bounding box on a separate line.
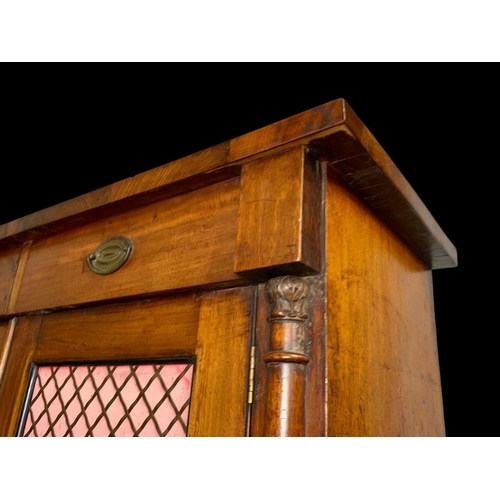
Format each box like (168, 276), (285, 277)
(0, 287), (255, 437)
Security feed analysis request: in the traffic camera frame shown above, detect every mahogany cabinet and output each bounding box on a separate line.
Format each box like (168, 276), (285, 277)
(0, 99), (457, 436)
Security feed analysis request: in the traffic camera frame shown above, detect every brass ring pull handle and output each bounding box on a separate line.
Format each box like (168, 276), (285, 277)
(86, 236), (134, 275)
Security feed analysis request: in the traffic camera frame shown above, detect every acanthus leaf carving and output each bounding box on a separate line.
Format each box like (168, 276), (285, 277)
(265, 275), (309, 321)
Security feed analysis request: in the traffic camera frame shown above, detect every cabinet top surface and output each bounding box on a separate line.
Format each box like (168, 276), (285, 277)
(0, 98), (456, 269)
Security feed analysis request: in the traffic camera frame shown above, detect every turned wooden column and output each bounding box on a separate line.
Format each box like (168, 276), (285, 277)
(264, 275), (310, 437)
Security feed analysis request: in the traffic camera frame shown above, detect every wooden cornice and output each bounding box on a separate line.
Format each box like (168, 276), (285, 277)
(0, 99), (456, 270)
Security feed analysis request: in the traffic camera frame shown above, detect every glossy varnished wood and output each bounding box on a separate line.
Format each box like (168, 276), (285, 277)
(189, 287), (254, 436)
(5, 242), (31, 315)
(0, 144), (231, 247)
(249, 284), (271, 436)
(250, 277), (326, 437)
(34, 296), (200, 363)
(12, 178), (244, 313)
(0, 290), (256, 436)
(304, 277), (327, 436)
(0, 99), (456, 272)
(0, 100), (456, 438)
(235, 147), (321, 277)
(325, 171), (445, 436)
(229, 99), (346, 161)
(0, 247), (21, 314)
(323, 101), (457, 270)
(0, 316), (42, 436)
(265, 363), (306, 436)
(0, 320), (15, 384)
(263, 276), (310, 437)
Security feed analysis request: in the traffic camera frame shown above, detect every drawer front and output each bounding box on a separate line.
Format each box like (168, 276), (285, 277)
(13, 178), (243, 313)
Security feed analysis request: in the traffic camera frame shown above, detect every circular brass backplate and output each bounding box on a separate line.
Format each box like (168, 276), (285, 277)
(86, 236), (133, 275)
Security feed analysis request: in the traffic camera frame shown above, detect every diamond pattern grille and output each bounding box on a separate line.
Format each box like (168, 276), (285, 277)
(22, 363), (193, 437)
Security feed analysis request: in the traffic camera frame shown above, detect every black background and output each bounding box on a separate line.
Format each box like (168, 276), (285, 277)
(0, 68), (494, 436)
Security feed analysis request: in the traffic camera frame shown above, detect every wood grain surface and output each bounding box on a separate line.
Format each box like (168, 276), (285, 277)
(325, 171), (445, 436)
(324, 101), (457, 270)
(262, 276), (310, 437)
(250, 277), (326, 437)
(229, 99), (345, 161)
(12, 178), (245, 313)
(5, 242), (31, 315)
(189, 287), (254, 436)
(0, 99), (456, 272)
(0, 247), (21, 314)
(34, 295), (200, 363)
(0, 316), (42, 436)
(234, 147), (321, 277)
(0, 143), (230, 245)
(0, 320), (15, 386)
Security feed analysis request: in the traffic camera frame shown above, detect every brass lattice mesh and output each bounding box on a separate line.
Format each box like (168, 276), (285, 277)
(22, 363), (193, 437)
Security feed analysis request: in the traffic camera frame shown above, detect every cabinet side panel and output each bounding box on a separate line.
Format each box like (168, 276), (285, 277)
(326, 171), (445, 436)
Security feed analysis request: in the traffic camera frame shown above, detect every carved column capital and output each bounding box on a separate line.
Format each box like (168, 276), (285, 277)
(263, 275), (311, 437)
(265, 275), (309, 321)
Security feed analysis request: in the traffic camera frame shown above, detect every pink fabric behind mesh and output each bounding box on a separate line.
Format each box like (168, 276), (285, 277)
(23, 364), (193, 437)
